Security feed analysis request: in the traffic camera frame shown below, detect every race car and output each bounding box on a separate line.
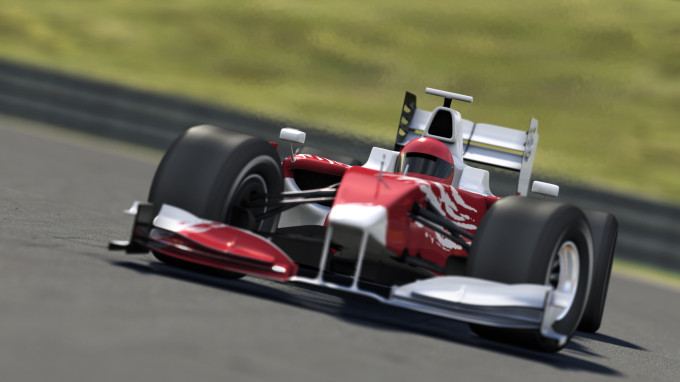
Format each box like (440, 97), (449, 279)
(110, 88), (618, 352)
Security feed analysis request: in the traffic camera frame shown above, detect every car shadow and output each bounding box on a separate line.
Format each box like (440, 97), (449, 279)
(574, 331), (646, 351)
(111, 259), (636, 376)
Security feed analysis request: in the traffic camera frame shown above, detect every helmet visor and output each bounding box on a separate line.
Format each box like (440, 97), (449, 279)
(395, 152), (454, 179)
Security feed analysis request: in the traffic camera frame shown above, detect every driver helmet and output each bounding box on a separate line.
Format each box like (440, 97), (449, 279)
(395, 137), (455, 184)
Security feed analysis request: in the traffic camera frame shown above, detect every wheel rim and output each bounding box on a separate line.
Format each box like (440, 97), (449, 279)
(547, 240), (580, 321)
(228, 173), (268, 229)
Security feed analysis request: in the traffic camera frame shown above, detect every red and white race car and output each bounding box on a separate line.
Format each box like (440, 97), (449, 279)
(110, 88), (618, 352)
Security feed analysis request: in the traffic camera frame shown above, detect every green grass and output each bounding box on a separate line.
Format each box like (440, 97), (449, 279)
(1, 0), (679, 203)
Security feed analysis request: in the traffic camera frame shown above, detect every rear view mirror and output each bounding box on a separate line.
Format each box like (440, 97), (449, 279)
(532, 181), (559, 197)
(280, 128), (306, 162)
(279, 128), (306, 144)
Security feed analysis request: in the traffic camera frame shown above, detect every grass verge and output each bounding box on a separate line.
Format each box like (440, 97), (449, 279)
(613, 259), (680, 292)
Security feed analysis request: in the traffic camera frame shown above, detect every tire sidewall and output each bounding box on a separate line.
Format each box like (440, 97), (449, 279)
(540, 215), (592, 337)
(213, 154), (282, 231)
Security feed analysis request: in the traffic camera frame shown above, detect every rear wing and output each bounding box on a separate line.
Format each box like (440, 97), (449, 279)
(394, 91), (539, 196)
(463, 118), (539, 196)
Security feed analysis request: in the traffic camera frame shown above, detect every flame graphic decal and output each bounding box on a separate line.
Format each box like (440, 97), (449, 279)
(417, 183), (478, 252)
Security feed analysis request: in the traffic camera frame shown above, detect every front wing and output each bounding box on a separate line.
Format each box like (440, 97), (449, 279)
(110, 202), (567, 346)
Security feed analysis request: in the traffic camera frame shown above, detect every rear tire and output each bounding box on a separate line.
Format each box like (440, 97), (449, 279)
(467, 196), (593, 352)
(148, 125), (283, 278)
(578, 211), (618, 333)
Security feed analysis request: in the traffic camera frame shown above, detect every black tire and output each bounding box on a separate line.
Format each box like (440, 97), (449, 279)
(444, 255), (467, 276)
(148, 125), (283, 278)
(467, 196), (593, 352)
(578, 211), (618, 333)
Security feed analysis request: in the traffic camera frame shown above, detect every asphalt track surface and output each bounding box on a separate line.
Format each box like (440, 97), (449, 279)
(1, 115), (679, 381)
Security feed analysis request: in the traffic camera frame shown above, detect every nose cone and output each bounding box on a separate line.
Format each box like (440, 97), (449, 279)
(334, 167), (426, 212)
(328, 203), (388, 246)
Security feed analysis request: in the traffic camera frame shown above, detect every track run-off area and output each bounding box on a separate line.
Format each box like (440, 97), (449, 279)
(1, 115), (679, 381)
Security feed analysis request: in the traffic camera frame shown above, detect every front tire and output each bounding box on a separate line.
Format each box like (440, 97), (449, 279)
(148, 125), (283, 277)
(467, 196), (593, 352)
